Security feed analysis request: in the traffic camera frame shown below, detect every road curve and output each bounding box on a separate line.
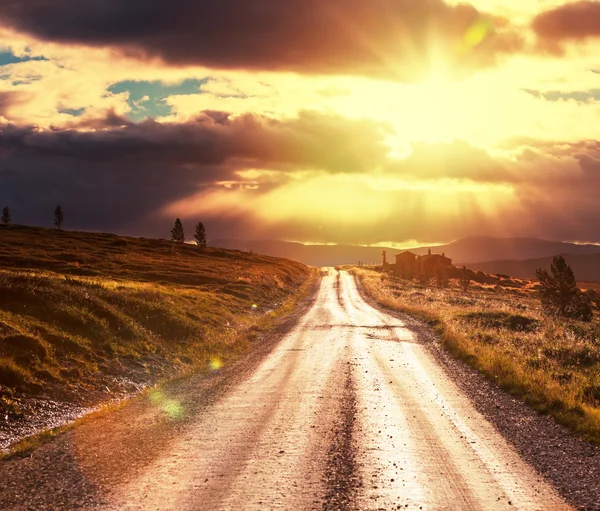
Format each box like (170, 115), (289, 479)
(102, 268), (570, 511)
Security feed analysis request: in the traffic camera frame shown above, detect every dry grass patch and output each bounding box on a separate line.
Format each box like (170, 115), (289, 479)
(0, 225), (315, 418)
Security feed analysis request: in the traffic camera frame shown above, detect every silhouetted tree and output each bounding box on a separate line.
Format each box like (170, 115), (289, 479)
(171, 218), (185, 243)
(1, 206), (11, 225)
(460, 266), (471, 292)
(194, 221), (207, 248)
(54, 205), (64, 229)
(536, 256), (592, 321)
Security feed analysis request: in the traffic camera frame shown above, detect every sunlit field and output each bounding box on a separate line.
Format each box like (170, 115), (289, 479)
(0, 225), (314, 420)
(352, 266), (600, 445)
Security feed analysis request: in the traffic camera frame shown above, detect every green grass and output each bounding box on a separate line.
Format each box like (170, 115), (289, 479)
(0, 225), (315, 412)
(351, 266), (600, 445)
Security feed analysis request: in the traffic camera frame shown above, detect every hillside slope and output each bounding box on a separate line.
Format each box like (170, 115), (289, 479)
(469, 253), (600, 282)
(0, 225), (313, 443)
(210, 237), (600, 266)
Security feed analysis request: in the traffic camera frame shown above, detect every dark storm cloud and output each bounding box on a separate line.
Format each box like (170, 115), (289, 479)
(532, 1), (600, 47)
(0, 110), (389, 233)
(0, 110), (389, 170)
(0, 0), (523, 79)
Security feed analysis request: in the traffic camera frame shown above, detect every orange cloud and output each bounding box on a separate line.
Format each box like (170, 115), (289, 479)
(532, 1), (600, 51)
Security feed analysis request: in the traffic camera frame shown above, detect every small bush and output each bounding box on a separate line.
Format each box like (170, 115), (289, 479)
(458, 311), (539, 332)
(583, 385), (600, 407)
(1, 335), (48, 361)
(0, 359), (30, 388)
(542, 346), (600, 368)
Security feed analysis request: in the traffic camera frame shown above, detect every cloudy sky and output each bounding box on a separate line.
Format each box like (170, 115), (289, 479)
(1, 0), (600, 246)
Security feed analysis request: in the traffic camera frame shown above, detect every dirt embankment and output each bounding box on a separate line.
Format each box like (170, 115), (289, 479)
(0, 225), (315, 450)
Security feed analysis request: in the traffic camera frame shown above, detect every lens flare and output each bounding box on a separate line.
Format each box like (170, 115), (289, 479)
(149, 389), (165, 404)
(162, 400), (183, 419)
(463, 19), (493, 50)
(209, 357), (223, 371)
(148, 389), (184, 419)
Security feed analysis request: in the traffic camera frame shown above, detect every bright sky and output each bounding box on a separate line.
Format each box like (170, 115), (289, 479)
(1, 1), (599, 244)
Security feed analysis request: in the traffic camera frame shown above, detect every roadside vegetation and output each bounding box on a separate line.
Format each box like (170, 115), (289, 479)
(0, 225), (314, 421)
(351, 263), (600, 445)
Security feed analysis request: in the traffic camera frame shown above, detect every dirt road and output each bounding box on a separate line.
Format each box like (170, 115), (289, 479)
(2, 269), (573, 510)
(105, 269), (569, 510)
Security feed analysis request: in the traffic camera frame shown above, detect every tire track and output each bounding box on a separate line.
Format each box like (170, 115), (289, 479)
(322, 365), (360, 511)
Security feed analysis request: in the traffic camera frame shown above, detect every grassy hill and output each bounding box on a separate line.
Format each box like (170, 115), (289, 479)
(0, 225), (314, 419)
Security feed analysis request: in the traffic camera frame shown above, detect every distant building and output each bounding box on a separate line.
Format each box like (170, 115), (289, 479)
(395, 251), (417, 266)
(390, 249), (452, 278)
(418, 252), (452, 275)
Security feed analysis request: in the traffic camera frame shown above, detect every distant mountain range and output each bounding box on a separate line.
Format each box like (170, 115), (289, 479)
(408, 237), (600, 264)
(209, 239), (390, 267)
(209, 237), (600, 269)
(469, 253), (600, 282)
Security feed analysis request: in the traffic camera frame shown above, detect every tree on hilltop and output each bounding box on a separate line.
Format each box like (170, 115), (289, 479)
(54, 205), (64, 230)
(171, 218), (185, 243)
(194, 221), (207, 249)
(1, 206), (11, 225)
(536, 255), (592, 321)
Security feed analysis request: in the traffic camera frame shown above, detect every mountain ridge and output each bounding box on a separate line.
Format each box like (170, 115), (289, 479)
(469, 252), (600, 282)
(209, 237), (600, 268)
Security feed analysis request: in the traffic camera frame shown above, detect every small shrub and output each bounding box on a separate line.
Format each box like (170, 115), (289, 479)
(0, 359), (30, 389)
(1, 335), (48, 361)
(582, 385), (600, 407)
(459, 311), (539, 332)
(476, 332), (497, 345)
(542, 346), (600, 368)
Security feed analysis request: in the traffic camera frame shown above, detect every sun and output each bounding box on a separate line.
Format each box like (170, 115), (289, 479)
(323, 64), (509, 150)
(408, 70), (459, 142)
